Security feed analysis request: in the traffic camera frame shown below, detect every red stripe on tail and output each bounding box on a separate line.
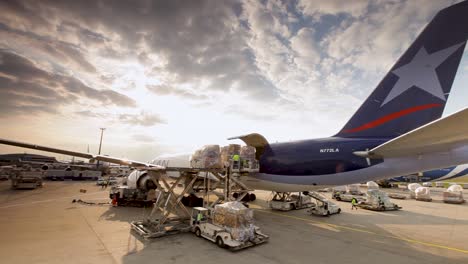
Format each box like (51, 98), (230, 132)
(343, 104), (442, 133)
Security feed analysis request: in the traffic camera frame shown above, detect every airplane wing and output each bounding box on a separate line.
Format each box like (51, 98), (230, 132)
(355, 107), (468, 158)
(0, 138), (164, 169)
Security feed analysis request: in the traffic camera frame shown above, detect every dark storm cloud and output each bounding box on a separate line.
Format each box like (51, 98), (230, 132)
(57, 21), (109, 45)
(0, 21), (98, 74)
(0, 50), (136, 116)
(7, 0), (280, 100)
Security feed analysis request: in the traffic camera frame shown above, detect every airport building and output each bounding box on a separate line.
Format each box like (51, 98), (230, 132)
(0, 153), (58, 166)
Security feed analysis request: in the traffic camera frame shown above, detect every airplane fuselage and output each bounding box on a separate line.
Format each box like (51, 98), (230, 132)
(259, 137), (388, 176)
(239, 137), (468, 192)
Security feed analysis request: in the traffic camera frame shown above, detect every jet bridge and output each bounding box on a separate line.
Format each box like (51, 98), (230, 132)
(130, 164), (257, 239)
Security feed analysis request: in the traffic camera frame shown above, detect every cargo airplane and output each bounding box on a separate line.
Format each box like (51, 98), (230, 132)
(1, 1), (468, 192)
(389, 164), (468, 183)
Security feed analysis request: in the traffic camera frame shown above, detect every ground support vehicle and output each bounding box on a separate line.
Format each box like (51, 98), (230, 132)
(10, 168), (43, 189)
(332, 192), (365, 203)
(96, 176), (118, 186)
(191, 206), (268, 250)
(268, 192), (314, 211)
(305, 192), (341, 216)
(130, 165), (260, 240)
(387, 193), (407, 199)
(109, 185), (155, 207)
(358, 190), (402, 211)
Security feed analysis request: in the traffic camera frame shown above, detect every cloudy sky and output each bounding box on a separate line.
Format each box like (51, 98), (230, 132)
(0, 0), (466, 162)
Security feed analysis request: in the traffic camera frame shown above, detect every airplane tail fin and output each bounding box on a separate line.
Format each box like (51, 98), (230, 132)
(335, 1), (468, 138)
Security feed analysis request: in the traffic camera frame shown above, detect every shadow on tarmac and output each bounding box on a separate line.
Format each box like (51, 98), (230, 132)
(114, 196), (468, 264)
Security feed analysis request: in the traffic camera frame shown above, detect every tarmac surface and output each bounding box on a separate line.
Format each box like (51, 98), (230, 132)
(0, 181), (468, 264)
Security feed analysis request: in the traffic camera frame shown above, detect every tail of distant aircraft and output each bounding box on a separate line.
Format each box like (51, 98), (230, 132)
(336, 1), (468, 138)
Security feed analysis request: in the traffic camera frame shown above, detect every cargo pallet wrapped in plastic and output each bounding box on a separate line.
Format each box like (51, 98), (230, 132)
(366, 181), (379, 191)
(212, 201), (255, 242)
(240, 146), (257, 169)
(443, 185), (465, 204)
(346, 184), (362, 195)
(333, 185), (346, 194)
(415, 187), (432, 202)
(407, 183), (422, 199)
(361, 189), (401, 210)
(220, 146), (230, 167)
(190, 145), (222, 169)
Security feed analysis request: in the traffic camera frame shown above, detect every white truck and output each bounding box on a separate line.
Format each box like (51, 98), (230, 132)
(191, 204), (268, 250)
(332, 192), (365, 202)
(10, 168), (44, 189)
(268, 192), (314, 211)
(358, 190), (402, 211)
(305, 192), (341, 216)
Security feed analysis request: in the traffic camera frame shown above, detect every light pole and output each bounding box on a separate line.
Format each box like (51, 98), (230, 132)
(97, 128), (105, 168)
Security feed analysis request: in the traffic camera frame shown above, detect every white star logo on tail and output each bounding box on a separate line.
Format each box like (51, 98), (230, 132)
(381, 43), (464, 106)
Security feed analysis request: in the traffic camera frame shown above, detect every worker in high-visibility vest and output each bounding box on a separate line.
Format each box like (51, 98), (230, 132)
(232, 154), (240, 169)
(197, 212), (203, 223)
(351, 197), (358, 210)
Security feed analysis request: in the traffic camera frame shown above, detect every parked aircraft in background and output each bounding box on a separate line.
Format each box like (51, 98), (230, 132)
(0, 1), (468, 192)
(389, 164), (468, 183)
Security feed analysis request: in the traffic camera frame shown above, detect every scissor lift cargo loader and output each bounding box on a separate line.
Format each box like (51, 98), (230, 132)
(130, 165), (258, 239)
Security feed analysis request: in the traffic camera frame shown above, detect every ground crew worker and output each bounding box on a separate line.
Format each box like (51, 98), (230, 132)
(197, 211), (203, 224)
(232, 154), (240, 169)
(351, 197), (358, 210)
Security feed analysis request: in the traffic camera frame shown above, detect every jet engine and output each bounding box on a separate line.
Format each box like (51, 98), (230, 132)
(126, 170), (156, 191)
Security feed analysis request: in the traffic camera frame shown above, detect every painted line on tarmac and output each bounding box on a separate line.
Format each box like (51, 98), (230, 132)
(256, 208), (468, 254)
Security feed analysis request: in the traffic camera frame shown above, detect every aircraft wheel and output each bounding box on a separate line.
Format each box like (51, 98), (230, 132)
(195, 228), (201, 237)
(337, 208), (341, 214)
(249, 193), (256, 201)
(216, 236), (225, 248)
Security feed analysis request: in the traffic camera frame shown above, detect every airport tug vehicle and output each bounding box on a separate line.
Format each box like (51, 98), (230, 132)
(268, 192), (314, 211)
(268, 191), (341, 216)
(191, 205), (268, 250)
(305, 192), (341, 216)
(9, 165), (44, 189)
(332, 191), (365, 203)
(358, 190), (401, 211)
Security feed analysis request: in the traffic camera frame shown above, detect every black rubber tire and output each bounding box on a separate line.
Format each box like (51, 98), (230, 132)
(216, 237), (225, 248)
(232, 192), (239, 199)
(337, 208), (341, 214)
(336, 197), (341, 201)
(195, 228), (201, 237)
(249, 193), (256, 201)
